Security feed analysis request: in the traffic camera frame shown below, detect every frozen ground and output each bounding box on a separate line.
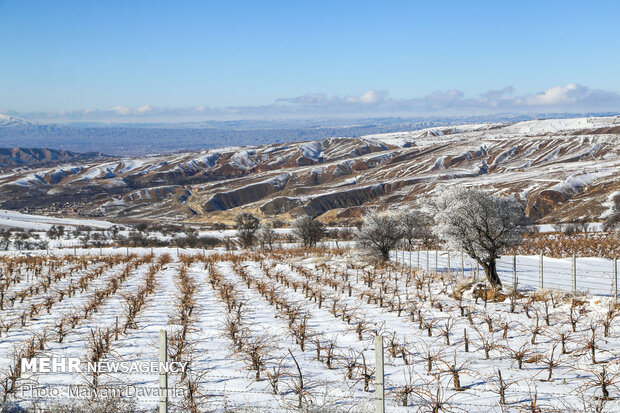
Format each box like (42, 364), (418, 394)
(1, 247), (620, 412)
(0, 209), (114, 230)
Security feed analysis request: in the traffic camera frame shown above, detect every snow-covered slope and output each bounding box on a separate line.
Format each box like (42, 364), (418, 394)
(0, 116), (618, 224)
(0, 114), (34, 127)
(0, 209), (114, 230)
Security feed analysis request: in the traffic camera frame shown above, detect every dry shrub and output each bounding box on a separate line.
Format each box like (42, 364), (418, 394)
(472, 284), (508, 302)
(450, 279), (475, 300)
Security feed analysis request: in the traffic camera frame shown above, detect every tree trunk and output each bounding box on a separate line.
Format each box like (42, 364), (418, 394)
(481, 259), (502, 288)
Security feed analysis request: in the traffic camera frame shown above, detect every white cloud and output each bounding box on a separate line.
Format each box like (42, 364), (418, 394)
(346, 90), (388, 104)
(279, 89), (387, 105)
(8, 84), (620, 122)
(519, 84), (620, 108)
(135, 105), (155, 114)
(522, 84), (580, 105)
(109, 105), (132, 115)
(279, 93), (328, 105)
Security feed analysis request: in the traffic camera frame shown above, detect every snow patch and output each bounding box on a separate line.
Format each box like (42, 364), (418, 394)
(491, 146), (519, 167)
(0, 209), (114, 230)
(550, 171), (612, 196)
(229, 150), (257, 170)
(299, 141), (323, 162)
(601, 190), (620, 219)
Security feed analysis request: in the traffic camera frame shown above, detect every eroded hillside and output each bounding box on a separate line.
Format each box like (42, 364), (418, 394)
(1, 116), (619, 225)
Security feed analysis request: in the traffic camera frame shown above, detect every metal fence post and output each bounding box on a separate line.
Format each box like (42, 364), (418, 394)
(435, 249), (438, 272)
(375, 335), (385, 413)
(461, 252), (464, 278)
(513, 254), (517, 287)
(447, 250), (450, 272)
(159, 329), (168, 413)
(417, 247), (420, 269)
(539, 251), (543, 289)
(572, 255), (577, 293)
(614, 258), (618, 304)
(408, 244), (412, 277)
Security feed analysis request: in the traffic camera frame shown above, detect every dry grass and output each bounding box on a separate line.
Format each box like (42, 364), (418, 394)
(512, 233), (620, 258)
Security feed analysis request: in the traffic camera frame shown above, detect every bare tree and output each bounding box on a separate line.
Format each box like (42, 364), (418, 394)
(291, 216), (324, 247)
(235, 213), (260, 248)
(399, 207), (435, 249)
(256, 223), (276, 250)
(357, 210), (403, 261)
(423, 186), (530, 287)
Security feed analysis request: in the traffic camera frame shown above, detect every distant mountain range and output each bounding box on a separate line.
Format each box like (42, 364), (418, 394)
(0, 115), (618, 226)
(1, 112), (618, 156)
(0, 114), (34, 127)
(0, 147), (107, 169)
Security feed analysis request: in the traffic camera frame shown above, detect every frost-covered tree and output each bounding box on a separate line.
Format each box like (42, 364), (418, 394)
(398, 208), (435, 250)
(235, 213), (260, 248)
(604, 215), (620, 236)
(602, 192), (620, 236)
(423, 186), (530, 288)
(358, 211), (403, 261)
(257, 223), (276, 250)
(291, 216), (324, 247)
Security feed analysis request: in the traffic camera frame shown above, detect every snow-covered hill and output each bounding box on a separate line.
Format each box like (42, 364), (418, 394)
(0, 115), (618, 225)
(0, 114), (34, 127)
(0, 209), (114, 230)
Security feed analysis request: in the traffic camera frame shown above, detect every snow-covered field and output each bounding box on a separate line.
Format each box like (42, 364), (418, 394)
(393, 249), (619, 297)
(0, 209), (114, 230)
(1, 247), (620, 412)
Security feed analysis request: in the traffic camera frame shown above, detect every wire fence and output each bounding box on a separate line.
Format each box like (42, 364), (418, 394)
(392, 248), (619, 298)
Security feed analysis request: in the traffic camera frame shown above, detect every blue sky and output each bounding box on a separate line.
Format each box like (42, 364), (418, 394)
(1, 0), (620, 121)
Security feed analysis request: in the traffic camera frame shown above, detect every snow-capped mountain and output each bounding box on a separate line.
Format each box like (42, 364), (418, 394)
(0, 114), (35, 127)
(0, 116), (618, 225)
